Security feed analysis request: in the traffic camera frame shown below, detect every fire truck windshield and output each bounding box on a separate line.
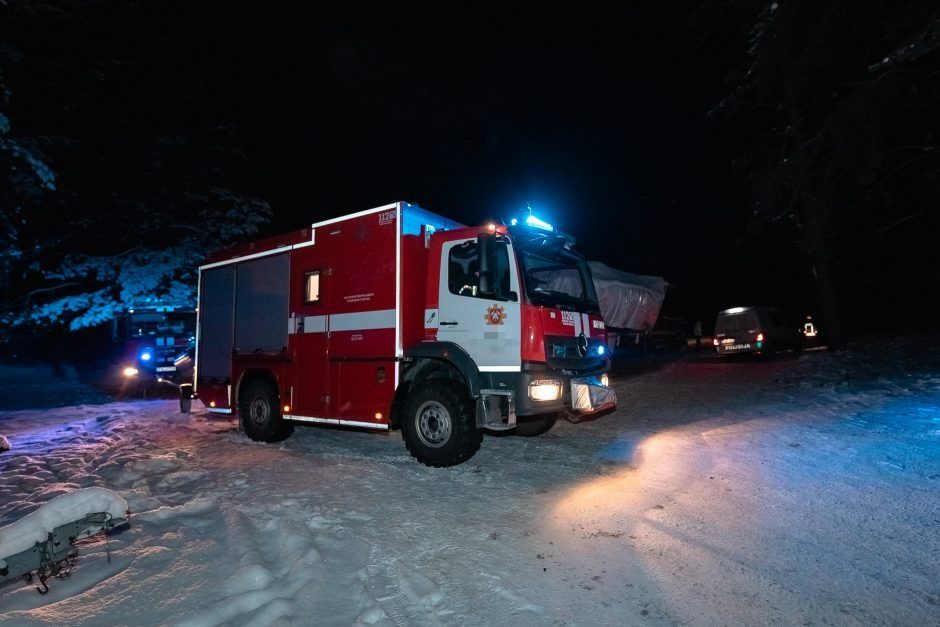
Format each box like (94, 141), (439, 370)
(518, 248), (599, 312)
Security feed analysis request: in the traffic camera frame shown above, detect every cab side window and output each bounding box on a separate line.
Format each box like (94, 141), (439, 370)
(448, 241), (480, 297)
(448, 240), (511, 299)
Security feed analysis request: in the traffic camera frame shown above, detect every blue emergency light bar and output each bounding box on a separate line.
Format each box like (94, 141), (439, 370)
(510, 213), (554, 232)
(508, 209), (577, 248)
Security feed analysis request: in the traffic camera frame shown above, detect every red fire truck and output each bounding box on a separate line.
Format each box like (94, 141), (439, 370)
(194, 202), (615, 466)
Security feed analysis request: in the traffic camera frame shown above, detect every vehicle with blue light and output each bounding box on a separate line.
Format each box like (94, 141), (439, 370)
(194, 202), (616, 467)
(713, 306), (801, 356)
(112, 305), (196, 395)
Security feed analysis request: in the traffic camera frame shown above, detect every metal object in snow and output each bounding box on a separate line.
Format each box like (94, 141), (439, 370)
(0, 512), (129, 594)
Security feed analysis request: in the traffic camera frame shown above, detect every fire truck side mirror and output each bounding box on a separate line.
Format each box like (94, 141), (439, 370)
(477, 232), (494, 296)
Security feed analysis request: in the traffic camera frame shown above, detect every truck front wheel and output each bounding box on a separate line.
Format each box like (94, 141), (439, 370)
(402, 381), (482, 467)
(240, 379), (294, 443)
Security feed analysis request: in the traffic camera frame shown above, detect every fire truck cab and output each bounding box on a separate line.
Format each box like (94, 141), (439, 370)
(195, 202), (615, 466)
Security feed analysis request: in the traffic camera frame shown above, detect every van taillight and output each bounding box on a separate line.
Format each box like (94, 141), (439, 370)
(756, 332), (764, 342)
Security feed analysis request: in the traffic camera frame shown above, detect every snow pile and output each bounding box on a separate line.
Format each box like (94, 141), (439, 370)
(0, 435), (9, 453)
(0, 487), (127, 560)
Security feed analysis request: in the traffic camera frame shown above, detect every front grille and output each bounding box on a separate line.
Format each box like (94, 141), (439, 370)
(544, 335), (605, 373)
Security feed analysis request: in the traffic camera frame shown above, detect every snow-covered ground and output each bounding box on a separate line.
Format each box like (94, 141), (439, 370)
(1, 337), (939, 625)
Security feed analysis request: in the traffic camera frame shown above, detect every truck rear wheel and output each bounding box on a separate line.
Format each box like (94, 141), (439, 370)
(402, 381), (482, 467)
(240, 379), (294, 443)
(514, 414), (557, 437)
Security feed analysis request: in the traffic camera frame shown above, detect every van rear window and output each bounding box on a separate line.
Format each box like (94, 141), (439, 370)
(716, 311), (758, 334)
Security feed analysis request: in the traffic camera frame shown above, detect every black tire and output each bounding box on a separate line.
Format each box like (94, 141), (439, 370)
(402, 380), (482, 467)
(179, 384), (193, 414)
(240, 379), (294, 443)
(513, 414), (557, 437)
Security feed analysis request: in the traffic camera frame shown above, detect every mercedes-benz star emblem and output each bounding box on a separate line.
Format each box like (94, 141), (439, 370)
(577, 333), (588, 357)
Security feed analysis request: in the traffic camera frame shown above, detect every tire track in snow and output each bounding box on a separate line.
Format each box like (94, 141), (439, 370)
(363, 545), (439, 627)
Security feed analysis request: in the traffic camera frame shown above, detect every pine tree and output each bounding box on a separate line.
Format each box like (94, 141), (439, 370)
(0, 1), (272, 334)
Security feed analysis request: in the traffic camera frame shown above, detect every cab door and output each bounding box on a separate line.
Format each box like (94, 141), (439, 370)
(436, 236), (522, 372)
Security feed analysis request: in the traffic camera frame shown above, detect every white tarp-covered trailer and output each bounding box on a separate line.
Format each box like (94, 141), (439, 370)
(547, 261), (667, 333)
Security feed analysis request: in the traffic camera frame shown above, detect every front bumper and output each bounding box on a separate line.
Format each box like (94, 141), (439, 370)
(570, 376), (617, 415)
(513, 363), (615, 417)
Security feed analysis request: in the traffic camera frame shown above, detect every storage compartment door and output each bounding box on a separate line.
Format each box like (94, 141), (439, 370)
(197, 266), (235, 388)
(234, 253), (290, 355)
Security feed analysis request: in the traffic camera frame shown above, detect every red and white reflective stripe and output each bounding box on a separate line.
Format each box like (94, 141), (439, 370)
(573, 313), (591, 336)
(331, 309), (396, 331)
(303, 315), (327, 332)
(284, 414), (389, 430)
(288, 310), (395, 335)
(566, 313), (592, 337)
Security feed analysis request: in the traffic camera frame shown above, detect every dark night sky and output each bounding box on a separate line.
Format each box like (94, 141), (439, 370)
(9, 5), (816, 326)
(203, 7), (771, 322)
(215, 9), (737, 244)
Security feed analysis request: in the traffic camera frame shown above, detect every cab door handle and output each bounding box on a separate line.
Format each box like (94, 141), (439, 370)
(440, 321), (458, 326)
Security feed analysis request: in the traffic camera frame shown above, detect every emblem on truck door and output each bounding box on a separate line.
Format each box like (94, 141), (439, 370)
(484, 304), (507, 326)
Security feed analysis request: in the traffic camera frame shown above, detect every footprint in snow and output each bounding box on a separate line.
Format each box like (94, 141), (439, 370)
(479, 571), (543, 614)
(396, 561), (443, 610)
(363, 548), (444, 626)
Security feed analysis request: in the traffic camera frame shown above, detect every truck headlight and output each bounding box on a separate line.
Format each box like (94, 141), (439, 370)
(123, 367), (139, 377)
(600, 373), (609, 387)
(529, 379), (562, 401)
